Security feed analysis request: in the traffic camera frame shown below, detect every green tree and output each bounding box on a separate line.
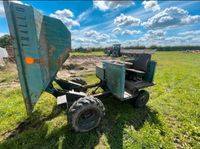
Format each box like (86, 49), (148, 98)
(0, 34), (11, 48)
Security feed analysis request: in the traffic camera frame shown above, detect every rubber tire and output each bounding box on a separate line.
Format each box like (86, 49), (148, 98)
(133, 90), (149, 108)
(112, 51), (117, 57)
(68, 96), (105, 132)
(70, 77), (87, 85)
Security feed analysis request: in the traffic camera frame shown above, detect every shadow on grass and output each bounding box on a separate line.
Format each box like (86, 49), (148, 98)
(0, 105), (62, 140)
(0, 96), (162, 149)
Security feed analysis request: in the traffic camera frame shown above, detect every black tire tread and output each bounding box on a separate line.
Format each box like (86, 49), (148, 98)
(68, 96), (105, 132)
(133, 90), (149, 108)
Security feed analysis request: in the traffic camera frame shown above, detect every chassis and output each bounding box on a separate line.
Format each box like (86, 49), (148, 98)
(46, 56), (156, 132)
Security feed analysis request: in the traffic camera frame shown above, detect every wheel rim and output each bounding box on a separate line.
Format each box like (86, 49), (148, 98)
(140, 95), (147, 103)
(77, 109), (100, 130)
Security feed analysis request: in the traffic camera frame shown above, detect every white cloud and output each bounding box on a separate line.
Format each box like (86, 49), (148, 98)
(142, 0), (160, 12)
(114, 13), (141, 27)
(96, 33), (110, 42)
(0, 32), (8, 37)
(77, 8), (93, 22)
(139, 30), (166, 42)
(137, 30), (200, 47)
(112, 27), (121, 33)
(74, 37), (84, 43)
(143, 7), (200, 29)
(122, 39), (144, 47)
(0, 1), (4, 17)
(145, 33), (200, 46)
(84, 30), (98, 37)
(165, 35), (193, 44)
(106, 39), (120, 44)
(178, 30), (200, 36)
(51, 9), (73, 18)
(72, 27), (200, 48)
(72, 29), (112, 47)
(49, 9), (80, 28)
(147, 30), (166, 37)
(121, 30), (141, 35)
(182, 15), (200, 24)
(192, 37), (200, 42)
(74, 37), (98, 44)
(93, 1), (134, 11)
(12, 1), (23, 5)
(86, 31), (109, 42)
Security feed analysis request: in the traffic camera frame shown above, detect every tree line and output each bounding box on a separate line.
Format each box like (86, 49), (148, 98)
(0, 34), (11, 48)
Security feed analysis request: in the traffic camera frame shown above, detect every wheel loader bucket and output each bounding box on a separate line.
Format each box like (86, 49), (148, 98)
(3, 1), (71, 115)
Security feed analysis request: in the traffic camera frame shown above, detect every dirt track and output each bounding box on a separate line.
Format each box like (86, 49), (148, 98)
(57, 55), (111, 78)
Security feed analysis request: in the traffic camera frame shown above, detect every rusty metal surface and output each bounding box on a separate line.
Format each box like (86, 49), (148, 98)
(4, 1), (71, 114)
(5, 45), (14, 58)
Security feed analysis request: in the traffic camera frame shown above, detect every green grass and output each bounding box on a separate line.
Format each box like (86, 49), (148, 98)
(0, 52), (200, 149)
(70, 51), (105, 56)
(0, 69), (18, 83)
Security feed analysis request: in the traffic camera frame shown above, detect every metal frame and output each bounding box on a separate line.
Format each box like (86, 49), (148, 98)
(45, 78), (111, 109)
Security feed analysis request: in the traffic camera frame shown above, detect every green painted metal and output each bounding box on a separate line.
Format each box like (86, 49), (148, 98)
(103, 61), (125, 99)
(3, 1), (71, 114)
(144, 61), (157, 83)
(96, 66), (105, 81)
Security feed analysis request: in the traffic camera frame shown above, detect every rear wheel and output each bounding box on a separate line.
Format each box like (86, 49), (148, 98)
(68, 96), (105, 132)
(133, 90), (149, 107)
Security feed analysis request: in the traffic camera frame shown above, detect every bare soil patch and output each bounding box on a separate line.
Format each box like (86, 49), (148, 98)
(0, 55), (111, 86)
(57, 55), (111, 78)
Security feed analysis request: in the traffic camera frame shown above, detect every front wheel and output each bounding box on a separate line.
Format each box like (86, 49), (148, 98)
(68, 96), (105, 132)
(133, 90), (149, 108)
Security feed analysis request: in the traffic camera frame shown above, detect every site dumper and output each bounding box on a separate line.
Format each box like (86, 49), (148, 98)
(4, 1), (156, 132)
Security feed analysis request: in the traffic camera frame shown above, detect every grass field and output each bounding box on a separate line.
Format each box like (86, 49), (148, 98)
(0, 52), (199, 149)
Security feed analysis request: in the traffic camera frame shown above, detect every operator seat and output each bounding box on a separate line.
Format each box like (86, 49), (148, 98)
(126, 54), (151, 74)
(125, 54), (152, 91)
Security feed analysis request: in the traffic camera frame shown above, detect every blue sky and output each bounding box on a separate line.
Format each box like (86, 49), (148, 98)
(0, 0), (200, 48)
